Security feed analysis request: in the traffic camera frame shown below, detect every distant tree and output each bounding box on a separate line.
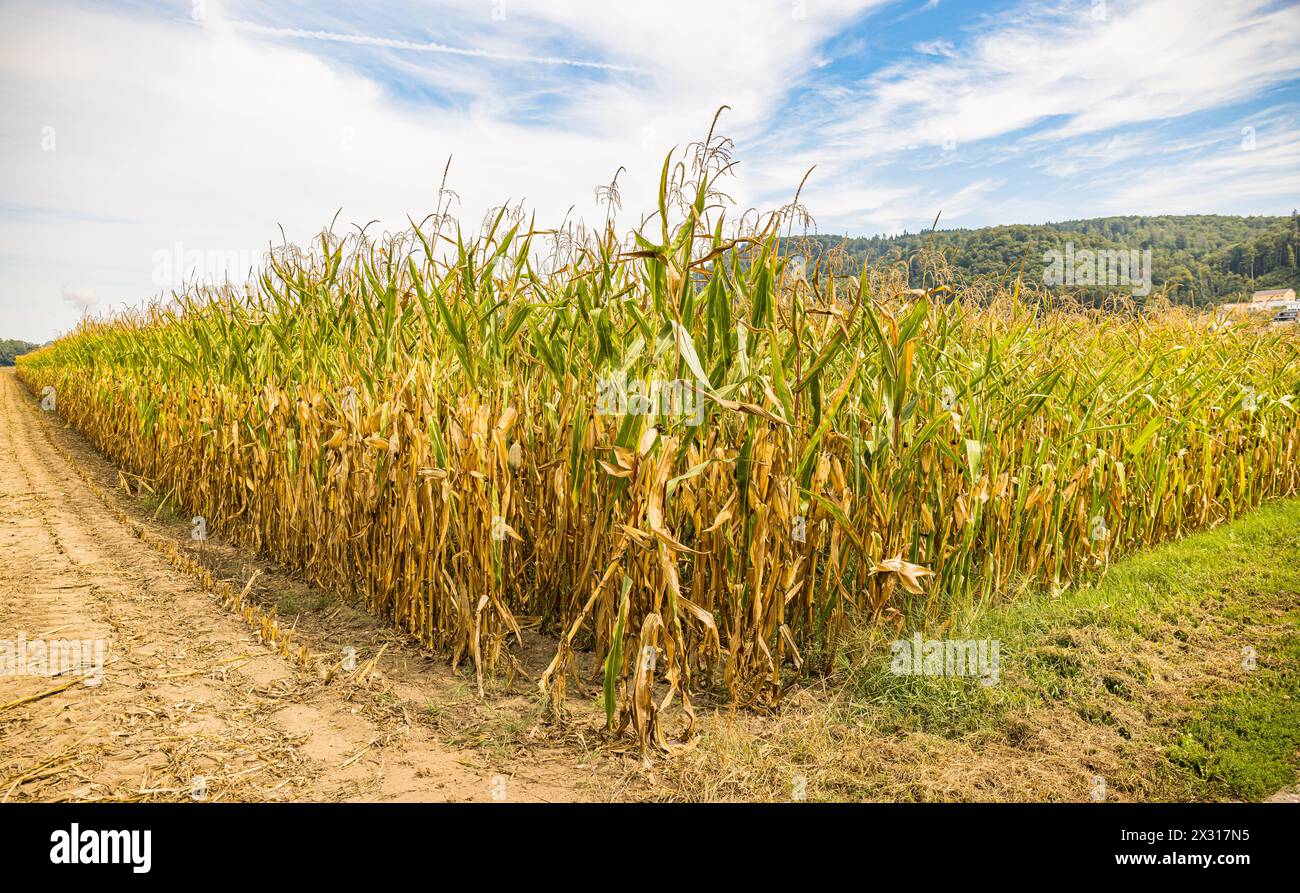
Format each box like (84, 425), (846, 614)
(784, 214), (1300, 306)
(1, 339), (41, 366)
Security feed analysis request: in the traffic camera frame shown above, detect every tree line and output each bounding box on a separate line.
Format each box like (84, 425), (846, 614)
(786, 212), (1300, 306)
(0, 339), (41, 366)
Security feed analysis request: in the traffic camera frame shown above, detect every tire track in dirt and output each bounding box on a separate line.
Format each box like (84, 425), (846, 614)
(0, 370), (591, 801)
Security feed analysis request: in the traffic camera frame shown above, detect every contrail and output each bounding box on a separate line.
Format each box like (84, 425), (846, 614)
(227, 20), (646, 74)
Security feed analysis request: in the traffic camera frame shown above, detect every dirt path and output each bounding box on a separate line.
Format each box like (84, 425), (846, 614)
(0, 369), (603, 802)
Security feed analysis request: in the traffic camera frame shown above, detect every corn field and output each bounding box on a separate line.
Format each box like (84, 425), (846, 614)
(17, 146), (1300, 750)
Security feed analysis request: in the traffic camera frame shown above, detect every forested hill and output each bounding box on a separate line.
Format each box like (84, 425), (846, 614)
(789, 213), (1300, 305)
(1, 339), (41, 366)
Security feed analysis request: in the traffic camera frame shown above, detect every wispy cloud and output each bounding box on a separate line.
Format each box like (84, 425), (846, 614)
(913, 38), (956, 57)
(224, 20), (648, 74)
(1095, 120), (1300, 214)
(823, 0), (1300, 157)
(60, 284), (98, 313)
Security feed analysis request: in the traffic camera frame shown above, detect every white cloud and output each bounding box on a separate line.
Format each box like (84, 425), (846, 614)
(0, 0), (883, 339)
(823, 0), (1300, 158)
(913, 39), (956, 57)
(225, 19), (647, 73)
(1096, 123), (1300, 214)
(737, 0), (1300, 232)
(60, 285), (98, 313)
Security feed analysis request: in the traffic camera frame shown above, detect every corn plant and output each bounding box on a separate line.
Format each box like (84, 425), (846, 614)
(18, 144), (1300, 749)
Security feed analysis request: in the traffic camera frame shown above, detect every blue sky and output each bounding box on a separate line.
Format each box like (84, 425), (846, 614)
(2, 0), (1299, 340)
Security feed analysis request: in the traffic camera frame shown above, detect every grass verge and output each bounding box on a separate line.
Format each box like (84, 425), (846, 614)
(638, 498), (1300, 801)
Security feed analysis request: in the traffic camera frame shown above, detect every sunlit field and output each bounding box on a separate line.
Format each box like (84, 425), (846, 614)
(18, 142), (1300, 755)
